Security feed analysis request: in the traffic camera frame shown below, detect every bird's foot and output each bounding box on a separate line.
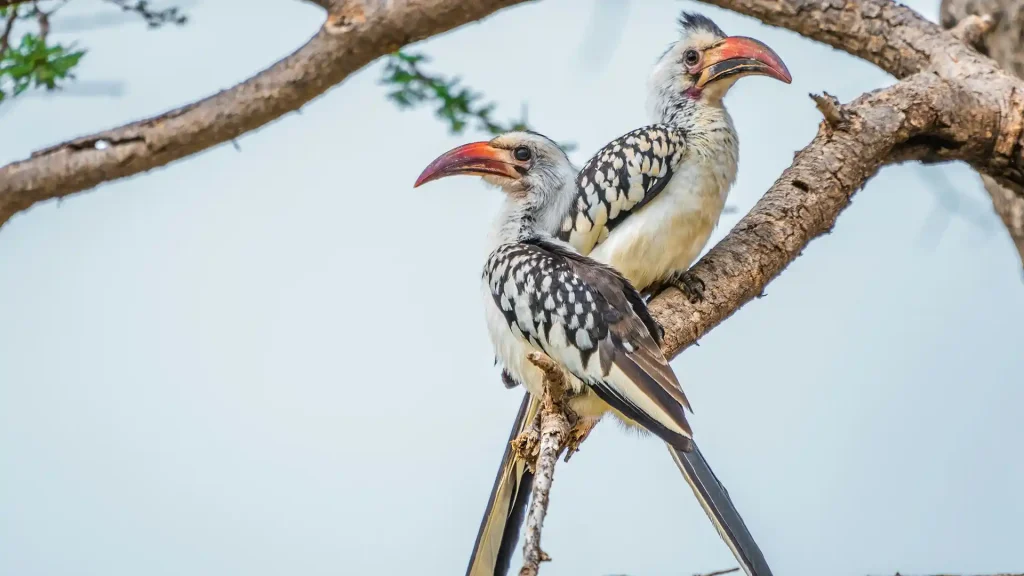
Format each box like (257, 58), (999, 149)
(511, 414), (542, 473)
(563, 417), (599, 462)
(669, 270), (705, 303)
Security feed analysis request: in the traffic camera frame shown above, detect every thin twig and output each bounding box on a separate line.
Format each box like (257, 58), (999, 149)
(694, 568), (740, 576)
(518, 352), (570, 576)
(810, 92), (847, 129)
(32, 0), (49, 43)
(948, 13), (995, 48)
(0, 4), (18, 56)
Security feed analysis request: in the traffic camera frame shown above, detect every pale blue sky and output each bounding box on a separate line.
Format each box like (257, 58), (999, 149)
(1, 1), (1022, 575)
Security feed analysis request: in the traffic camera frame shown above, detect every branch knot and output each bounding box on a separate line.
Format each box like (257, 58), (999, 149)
(947, 13), (995, 50)
(810, 92), (850, 130)
(324, 1), (367, 35)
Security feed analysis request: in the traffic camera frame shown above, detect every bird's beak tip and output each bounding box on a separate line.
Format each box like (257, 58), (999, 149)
(412, 173), (431, 188)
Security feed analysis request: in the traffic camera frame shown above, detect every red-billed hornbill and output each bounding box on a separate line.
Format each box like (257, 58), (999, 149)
(415, 12), (791, 576)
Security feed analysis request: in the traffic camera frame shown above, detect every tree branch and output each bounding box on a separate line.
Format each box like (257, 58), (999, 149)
(518, 352), (570, 576)
(702, 0), (1024, 200)
(940, 0), (1024, 269)
(634, 0), (1024, 354)
(0, 0), (530, 228)
(699, 0), (940, 78)
(649, 75), (953, 355)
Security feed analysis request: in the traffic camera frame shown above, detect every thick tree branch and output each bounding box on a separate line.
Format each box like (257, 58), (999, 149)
(941, 0), (1024, 269)
(700, 0), (940, 78)
(702, 0), (1024, 195)
(0, 0), (530, 228)
(642, 0), (1024, 355)
(650, 75), (959, 355)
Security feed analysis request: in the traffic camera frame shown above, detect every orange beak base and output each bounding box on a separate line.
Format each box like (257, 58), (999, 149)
(696, 36), (792, 88)
(414, 142), (520, 188)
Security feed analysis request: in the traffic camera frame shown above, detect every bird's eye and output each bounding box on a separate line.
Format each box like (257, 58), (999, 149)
(513, 146), (532, 162)
(683, 49), (700, 66)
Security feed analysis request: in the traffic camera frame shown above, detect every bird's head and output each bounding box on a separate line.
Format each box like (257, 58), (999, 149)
(649, 12), (791, 110)
(414, 131), (574, 204)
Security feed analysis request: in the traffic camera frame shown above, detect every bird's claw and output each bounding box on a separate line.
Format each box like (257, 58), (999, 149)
(670, 270), (705, 303)
(563, 418), (599, 462)
(511, 416), (542, 472)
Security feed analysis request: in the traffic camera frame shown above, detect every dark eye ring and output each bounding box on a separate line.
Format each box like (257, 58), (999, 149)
(683, 49), (700, 66)
(513, 146), (531, 162)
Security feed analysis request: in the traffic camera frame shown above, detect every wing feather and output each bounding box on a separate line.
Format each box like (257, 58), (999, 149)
(585, 344), (692, 450)
(486, 237), (691, 449)
(557, 125), (687, 255)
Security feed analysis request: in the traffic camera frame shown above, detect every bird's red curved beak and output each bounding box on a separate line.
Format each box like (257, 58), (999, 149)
(696, 36), (792, 88)
(414, 142), (520, 188)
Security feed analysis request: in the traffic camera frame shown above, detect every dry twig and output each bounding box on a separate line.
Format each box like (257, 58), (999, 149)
(518, 352), (571, 576)
(694, 568), (741, 576)
(0, 0), (530, 226)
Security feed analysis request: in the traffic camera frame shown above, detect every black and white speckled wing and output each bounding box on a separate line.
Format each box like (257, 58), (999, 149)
(483, 237), (692, 449)
(556, 125), (687, 254)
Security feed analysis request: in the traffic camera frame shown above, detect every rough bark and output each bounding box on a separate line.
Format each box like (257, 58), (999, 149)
(518, 352), (570, 576)
(646, 1), (1024, 359)
(0, 0), (530, 228)
(940, 0), (1024, 269)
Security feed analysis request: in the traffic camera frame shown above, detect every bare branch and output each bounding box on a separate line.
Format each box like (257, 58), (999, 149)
(699, 0), (939, 78)
(705, 0), (1024, 196)
(0, 0), (530, 228)
(694, 568), (740, 576)
(649, 72), (968, 355)
(941, 0), (1024, 269)
(518, 352), (570, 576)
(948, 13), (995, 47)
(809, 92), (847, 129)
(0, 3), (18, 56)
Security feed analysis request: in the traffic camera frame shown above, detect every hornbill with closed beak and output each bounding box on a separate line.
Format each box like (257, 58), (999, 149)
(415, 12), (791, 576)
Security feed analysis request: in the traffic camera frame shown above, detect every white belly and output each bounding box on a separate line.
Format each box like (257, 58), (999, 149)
(589, 160), (729, 291)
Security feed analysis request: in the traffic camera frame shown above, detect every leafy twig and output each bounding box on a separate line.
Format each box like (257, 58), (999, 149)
(0, 5), (17, 56)
(101, 0), (187, 28)
(381, 50), (575, 151)
(0, 0), (186, 105)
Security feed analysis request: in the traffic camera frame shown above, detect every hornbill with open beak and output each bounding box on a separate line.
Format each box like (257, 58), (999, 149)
(415, 12), (791, 576)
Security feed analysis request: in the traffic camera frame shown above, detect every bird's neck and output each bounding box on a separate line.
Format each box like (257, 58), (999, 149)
(652, 95), (739, 167)
(488, 197), (543, 249)
(649, 92), (732, 133)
